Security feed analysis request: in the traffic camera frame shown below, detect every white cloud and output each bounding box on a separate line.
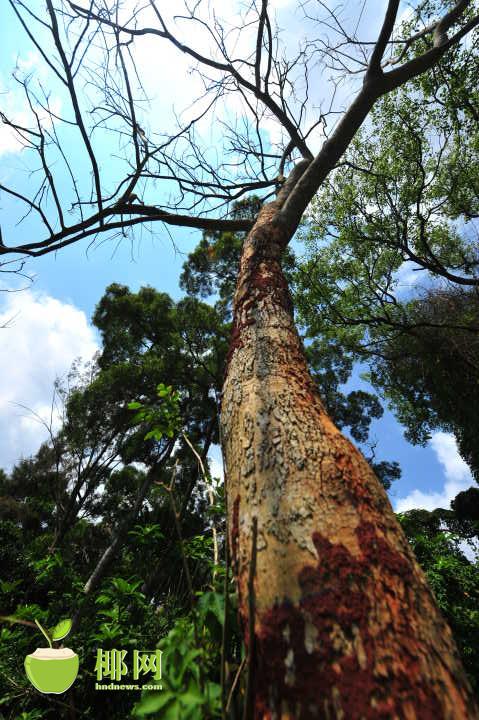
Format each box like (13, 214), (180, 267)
(395, 432), (474, 512)
(0, 290), (99, 469)
(430, 432), (472, 483)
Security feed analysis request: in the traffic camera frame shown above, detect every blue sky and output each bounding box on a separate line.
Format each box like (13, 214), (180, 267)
(0, 0), (475, 512)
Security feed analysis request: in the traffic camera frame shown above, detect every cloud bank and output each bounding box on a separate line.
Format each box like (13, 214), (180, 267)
(0, 290), (98, 469)
(395, 432), (474, 512)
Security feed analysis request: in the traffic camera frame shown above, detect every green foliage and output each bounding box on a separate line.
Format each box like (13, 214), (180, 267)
(133, 586), (239, 720)
(128, 524), (165, 546)
(183, 535), (214, 563)
(399, 508), (479, 691)
(305, 340), (383, 443)
(0, 279), (232, 718)
(29, 552), (64, 585)
(93, 577), (149, 645)
(133, 617), (222, 719)
(368, 287), (479, 478)
(179, 197), (262, 319)
(452, 488), (479, 524)
(128, 383), (181, 441)
(294, 36), (479, 474)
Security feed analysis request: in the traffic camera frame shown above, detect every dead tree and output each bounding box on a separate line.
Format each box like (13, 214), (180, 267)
(1, 0), (479, 716)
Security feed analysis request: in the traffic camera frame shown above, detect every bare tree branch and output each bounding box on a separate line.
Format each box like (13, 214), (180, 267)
(0, 0), (476, 272)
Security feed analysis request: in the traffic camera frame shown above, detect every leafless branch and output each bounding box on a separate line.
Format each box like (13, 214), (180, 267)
(0, 0), (476, 272)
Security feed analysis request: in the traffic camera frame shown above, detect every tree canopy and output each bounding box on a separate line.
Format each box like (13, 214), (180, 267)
(294, 29), (479, 475)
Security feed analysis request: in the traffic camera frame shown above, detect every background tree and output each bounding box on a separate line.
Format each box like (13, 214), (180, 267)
(294, 34), (479, 478)
(1, 0), (479, 715)
(398, 502), (479, 695)
(367, 287), (479, 479)
(0, 285), (233, 719)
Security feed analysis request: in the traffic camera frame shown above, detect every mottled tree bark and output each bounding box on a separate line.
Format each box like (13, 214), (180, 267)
(220, 202), (478, 719)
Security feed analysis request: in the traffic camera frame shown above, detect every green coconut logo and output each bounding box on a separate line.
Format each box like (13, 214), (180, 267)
(24, 618), (79, 694)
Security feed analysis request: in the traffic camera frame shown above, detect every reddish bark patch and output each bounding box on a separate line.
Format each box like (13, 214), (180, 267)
(225, 317), (246, 370)
(248, 260), (294, 316)
(356, 521), (412, 579)
(253, 523), (443, 719)
(334, 449), (376, 509)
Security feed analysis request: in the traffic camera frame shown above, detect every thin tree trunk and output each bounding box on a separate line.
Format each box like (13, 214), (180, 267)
(70, 445), (173, 633)
(141, 419), (216, 597)
(83, 449), (171, 596)
(51, 476), (93, 551)
(220, 203), (478, 719)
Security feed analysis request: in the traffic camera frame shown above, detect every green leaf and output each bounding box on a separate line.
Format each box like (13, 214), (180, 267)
(0, 579), (21, 593)
(134, 692), (175, 716)
(163, 700), (184, 720)
(50, 618), (72, 641)
(197, 591), (225, 627)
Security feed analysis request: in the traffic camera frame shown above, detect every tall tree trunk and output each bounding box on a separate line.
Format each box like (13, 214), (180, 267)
(220, 203), (478, 719)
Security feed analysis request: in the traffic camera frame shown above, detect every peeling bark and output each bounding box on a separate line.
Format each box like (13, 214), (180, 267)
(220, 203), (479, 719)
